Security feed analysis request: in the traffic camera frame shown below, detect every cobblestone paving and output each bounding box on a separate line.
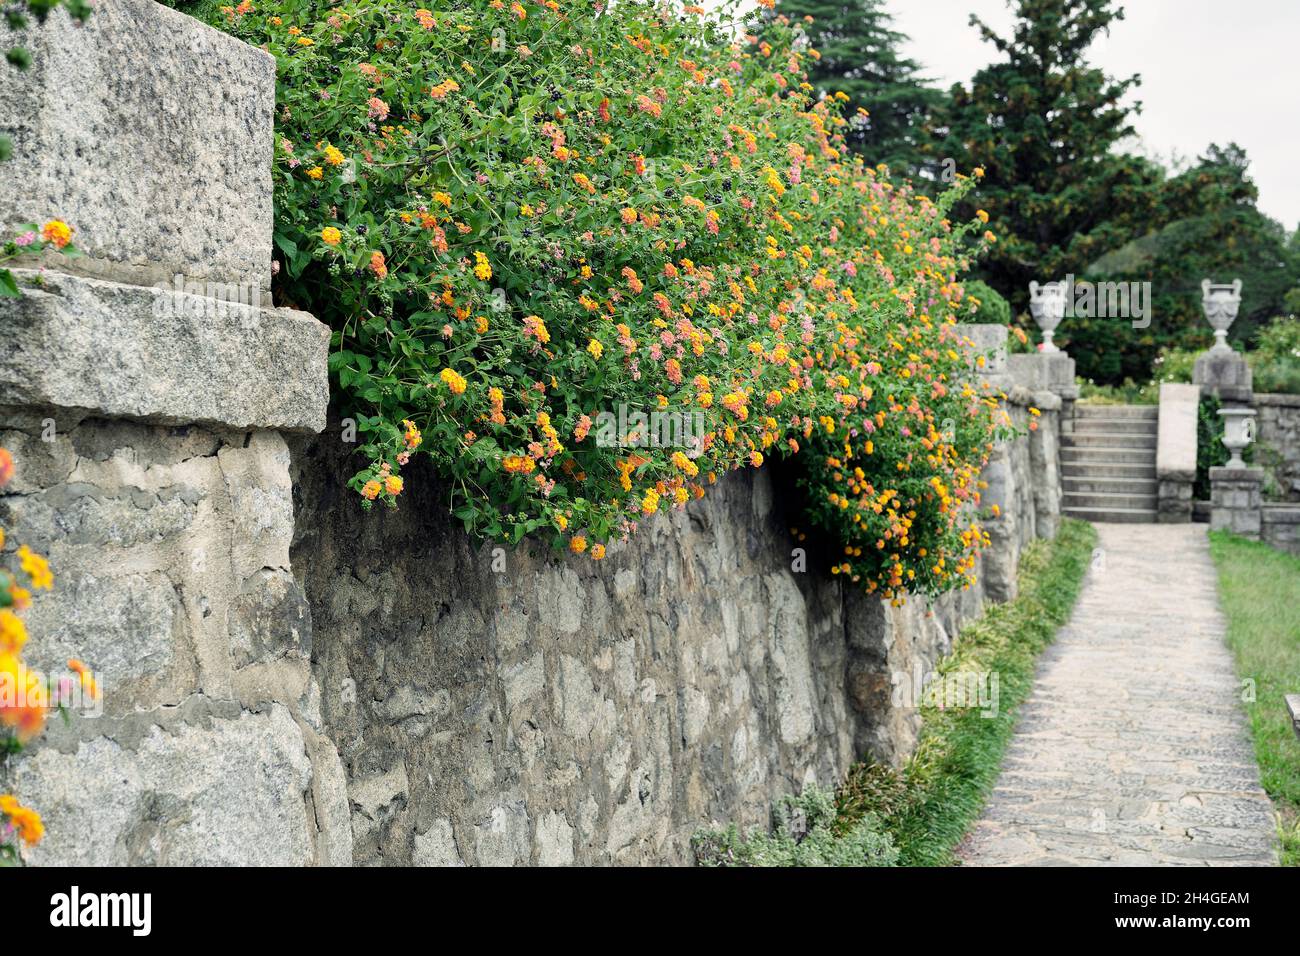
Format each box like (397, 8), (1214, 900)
(960, 523), (1278, 866)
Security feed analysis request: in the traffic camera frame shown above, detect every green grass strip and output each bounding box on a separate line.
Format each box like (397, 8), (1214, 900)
(1208, 531), (1300, 867)
(837, 517), (1097, 865)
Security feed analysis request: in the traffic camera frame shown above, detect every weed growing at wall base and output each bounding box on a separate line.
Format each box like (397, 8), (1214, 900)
(693, 782), (897, 866)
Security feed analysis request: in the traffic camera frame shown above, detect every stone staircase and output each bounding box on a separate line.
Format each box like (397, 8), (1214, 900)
(1062, 404), (1158, 523)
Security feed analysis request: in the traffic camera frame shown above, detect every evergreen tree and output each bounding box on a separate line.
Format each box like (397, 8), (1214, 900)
(930, 0), (1147, 319)
(776, 0), (942, 175)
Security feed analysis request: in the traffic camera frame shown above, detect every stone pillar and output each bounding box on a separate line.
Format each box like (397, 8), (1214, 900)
(1007, 352), (1070, 539)
(1193, 350), (1253, 407)
(0, 0), (350, 865)
(1209, 467), (1264, 539)
(965, 326), (1017, 599)
(1156, 383), (1199, 523)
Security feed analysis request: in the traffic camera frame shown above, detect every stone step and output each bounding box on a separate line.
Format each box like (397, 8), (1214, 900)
(1072, 417), (1158, 435)
(1061, 505), (1159, 523)
(1063, 490), (1158, 511)
(1062, 431), (1158, 449)
(1062, 461), (1157, 480)
(1074, 404), (1159, 419)
(1061, 446), (1157, 465)
(1063, 475), (1158, 495)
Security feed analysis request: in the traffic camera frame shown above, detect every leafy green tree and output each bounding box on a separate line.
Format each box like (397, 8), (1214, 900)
(775, 0), (942, 175)
(1064, 145), (1300, 382)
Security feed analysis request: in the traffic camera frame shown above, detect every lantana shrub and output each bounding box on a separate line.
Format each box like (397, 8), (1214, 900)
(0, 442), (99, 864)
(1, 223), (98, 864)
(212, 0), (1010, 599)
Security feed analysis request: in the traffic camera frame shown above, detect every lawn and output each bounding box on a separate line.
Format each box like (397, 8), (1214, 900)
(1208, 532), (1300, 866)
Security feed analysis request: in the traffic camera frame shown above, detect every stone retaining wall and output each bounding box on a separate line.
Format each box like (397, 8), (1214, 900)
(0, 1), (1067, 866)
(0, 0), (351, 866)
(1255, 393), (1300, 502)
(1261, 504), (1300, 555)
(290, 345), (1066, 866)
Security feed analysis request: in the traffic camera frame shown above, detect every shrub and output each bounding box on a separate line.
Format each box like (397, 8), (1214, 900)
(1250, 315), (1300, 394)
(692, 782), (898, 866)
(1151, 344), (1197, 385)
(1195, 394), (1230, 500)
(207, 1), (1005, 598)
(954, 278), (1010, 326)
(1077, 344), (1196, 406)
(1076, 378), (1159, 405)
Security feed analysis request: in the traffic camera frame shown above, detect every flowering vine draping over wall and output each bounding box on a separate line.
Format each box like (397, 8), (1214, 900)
(214, 0), (1012, 599)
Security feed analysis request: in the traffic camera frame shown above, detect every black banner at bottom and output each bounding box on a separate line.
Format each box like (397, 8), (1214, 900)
(0, 864), (1291, 941)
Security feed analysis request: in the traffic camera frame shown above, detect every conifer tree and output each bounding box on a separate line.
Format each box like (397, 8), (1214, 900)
(930, 0), (1146, 315)
(776, 0), (941, 175)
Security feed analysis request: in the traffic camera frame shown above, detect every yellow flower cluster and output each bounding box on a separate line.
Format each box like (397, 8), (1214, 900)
(439, 368), (468, 394)
(0, 446), (100, 857)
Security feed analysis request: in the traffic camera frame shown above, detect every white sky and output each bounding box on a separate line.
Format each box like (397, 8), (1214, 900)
(709, 0), (1300, 231)
(889, 0), (1300, 231)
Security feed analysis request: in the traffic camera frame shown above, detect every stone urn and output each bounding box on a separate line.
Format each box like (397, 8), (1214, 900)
(1202, 279), (1242, 354)
(1028, 280), (1068, 352)
(1218, 405), (1256, 469)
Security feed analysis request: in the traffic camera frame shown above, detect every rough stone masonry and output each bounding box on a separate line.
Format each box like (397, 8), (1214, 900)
(288, 333), (1067, 866)
(0, 1), (1068, 865)
(0, 0), (350, 865)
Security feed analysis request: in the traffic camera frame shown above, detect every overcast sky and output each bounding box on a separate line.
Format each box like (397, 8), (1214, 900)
(888, 0), (1300, 231)
(711, 0), (1300, 231)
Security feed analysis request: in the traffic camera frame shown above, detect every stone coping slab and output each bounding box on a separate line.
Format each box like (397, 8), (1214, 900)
(0, 0), (275, 292)
(1005, 384), (1062, 411)
(0, 270), (329, 432)
(1255, 393), (1300, 408)
(1209, 466), (1265, 482)
(1007, 351), (1075, 391)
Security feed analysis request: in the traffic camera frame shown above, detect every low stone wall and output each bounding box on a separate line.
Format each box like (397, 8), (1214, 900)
(1255, 393), (1300, 501)
(290, 352), (1066, 866)
(294, 443), (856, 865)
(1261, 504), (1300, 555)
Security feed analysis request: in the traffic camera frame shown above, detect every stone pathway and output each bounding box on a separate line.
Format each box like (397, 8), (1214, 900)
(960, 523), (1278, 866)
